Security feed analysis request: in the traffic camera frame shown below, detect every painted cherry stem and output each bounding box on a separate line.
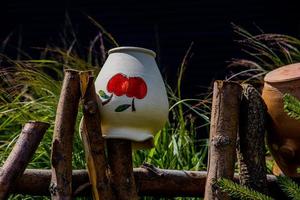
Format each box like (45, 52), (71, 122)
(131, 98), (136, 112)
(101, 92), (137, 112)
(102, 94), (113, 106)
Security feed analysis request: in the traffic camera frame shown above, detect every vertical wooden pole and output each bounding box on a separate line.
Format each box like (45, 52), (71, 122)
(107, 139), (139, 200)
(237, 84), (268, 194)
(50, 69), (81, 200)
(79, 72), (113, 200)
(204, 80), (242, 200)
(0, 121), (49, 200)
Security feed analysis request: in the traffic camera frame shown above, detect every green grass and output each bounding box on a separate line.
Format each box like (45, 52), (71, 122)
(0, 20), (210, 200)
(2, 21), (297, 200)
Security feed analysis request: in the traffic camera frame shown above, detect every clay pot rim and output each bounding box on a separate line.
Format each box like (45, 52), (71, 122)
(264, 63), (300, 83)
(108, 46), (156, 58)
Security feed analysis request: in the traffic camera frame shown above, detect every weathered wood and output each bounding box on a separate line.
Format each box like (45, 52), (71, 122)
(237, 84), (268, 194)
(0, 121), (49, 200)
(4, 168), (287, 198)
(50, 69), (81, 200)
(107, 139), (139, 200)
(12, 169), (90, 197)
(135, 163), (206, 197)
(204, 80), (242, 200)
(79, 72), (113, 200)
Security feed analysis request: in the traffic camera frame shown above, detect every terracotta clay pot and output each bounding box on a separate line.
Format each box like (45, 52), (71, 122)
(262, 63), (300, 177)
(94, 47), (169, 149)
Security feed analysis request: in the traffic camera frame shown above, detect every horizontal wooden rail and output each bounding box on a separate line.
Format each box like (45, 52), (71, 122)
(4, 165), (287, 198)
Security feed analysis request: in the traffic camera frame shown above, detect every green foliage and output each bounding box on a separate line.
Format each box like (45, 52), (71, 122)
(282, 94), (300, 200)
(132, 44), (210, 171)
(216, 178), (274, 200)
(283, 94), (300, 120)
(1, 18), (111, 200)
(219, 24), (300, 200)
(0, 18), (210, 200)
(277, 176), (300, 200)
(0, 60), (87, 200)
(217, 176), (300, 200)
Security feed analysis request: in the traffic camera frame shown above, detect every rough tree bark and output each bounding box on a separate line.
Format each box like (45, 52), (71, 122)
(6, 168), (288, 198)
(135, 163), (206, 197)
(79, 72), (113, 200)
(0, 121), (49, 200)
(237, 84), (268, 194)
(50, 69), (81, 200)
(107, 139), (139, 200)
(204, 80), (242, 200)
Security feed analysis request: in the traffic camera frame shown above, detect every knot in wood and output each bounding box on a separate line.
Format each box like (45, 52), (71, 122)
(211, 135), (230, 147)
(141, 163), (164, 176)
(49, 182), (61, 195)
(84, 101), (97, 114)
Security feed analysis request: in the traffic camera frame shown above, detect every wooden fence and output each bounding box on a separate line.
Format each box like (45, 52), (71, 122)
(0, 70), (289, 199)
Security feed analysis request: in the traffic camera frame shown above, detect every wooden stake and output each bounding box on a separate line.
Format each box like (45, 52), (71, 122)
(50, 69), (81, 200)
(237, 84), (268, 194)
(6, 168), (288, 198)
(0, 121), (49, 200)
(79, 72), (113, 200)
(107, 139), (139, 200)
(204, 80), (242, 200)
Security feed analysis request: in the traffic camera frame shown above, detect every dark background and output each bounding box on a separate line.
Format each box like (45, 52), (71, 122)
(1, 0), (299, 97)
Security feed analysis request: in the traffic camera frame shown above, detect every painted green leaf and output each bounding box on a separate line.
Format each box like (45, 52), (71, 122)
(98, 90), (110, 99)
(115, 104), (131, 112)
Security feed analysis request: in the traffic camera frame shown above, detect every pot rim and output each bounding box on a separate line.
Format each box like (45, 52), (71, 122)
(264, 63), (300, 83)
(108, 46), (156, 58)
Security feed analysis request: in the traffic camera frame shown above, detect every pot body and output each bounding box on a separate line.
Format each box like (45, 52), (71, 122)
(262, 63), (300, 177)
(94, 47), (169, 145)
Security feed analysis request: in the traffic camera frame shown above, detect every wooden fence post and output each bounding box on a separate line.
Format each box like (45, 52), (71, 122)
(79, 72), (113, 200)
(107, 139), (139, 200)
(204, 80), (242, 200)
(237, 84), (268, 194)
(0, 121), (49, 200)
(50, 69), (81, 200)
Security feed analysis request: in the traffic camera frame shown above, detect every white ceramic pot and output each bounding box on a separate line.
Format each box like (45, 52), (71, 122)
(94, 47), (169, 144)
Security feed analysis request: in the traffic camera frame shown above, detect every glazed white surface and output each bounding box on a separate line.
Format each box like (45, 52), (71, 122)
(95, 47), (169, 142)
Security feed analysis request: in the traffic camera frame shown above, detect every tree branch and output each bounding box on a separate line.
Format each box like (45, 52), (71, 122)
(50, 69), (81, 200)
(5, 167), (288, 199)
(204, 80), (242, 200)
(79, 72), (113, 200)
(0, 121), (49, 199)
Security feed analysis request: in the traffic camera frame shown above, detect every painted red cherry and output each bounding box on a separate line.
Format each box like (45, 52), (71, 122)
(127, 77), (147, 99)
(106, 73), (148, 112)
(107, 73), (128, 96)
(107, 73), (147, 99)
